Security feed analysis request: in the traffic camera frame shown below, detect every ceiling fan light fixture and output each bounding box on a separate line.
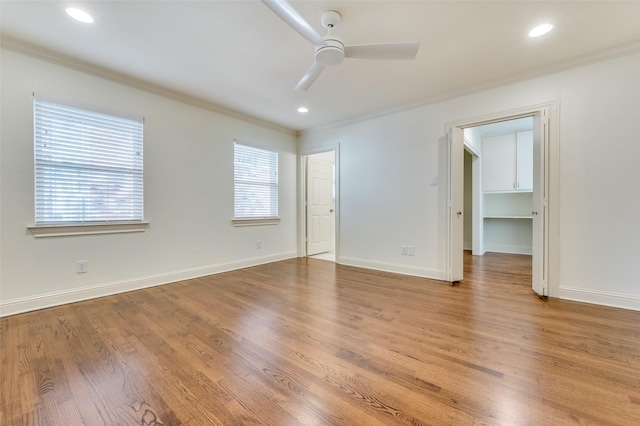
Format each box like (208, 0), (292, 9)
(66, 7), (94, 23)
(529, 23), (553, 38)
(262, 2), (420, 90)
(315, 38), (345, 66)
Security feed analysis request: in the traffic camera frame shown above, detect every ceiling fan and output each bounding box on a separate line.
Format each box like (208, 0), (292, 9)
(261, 0), (420, 91)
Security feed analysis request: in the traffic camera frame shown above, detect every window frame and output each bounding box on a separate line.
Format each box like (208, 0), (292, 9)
(29, 97), (148, 237)
(232, 141), (280, 227)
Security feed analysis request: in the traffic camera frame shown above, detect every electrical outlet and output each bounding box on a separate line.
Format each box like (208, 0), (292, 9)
(76, 260), (88, 274)
(256, 240), (262, 249)
(407, 246), (415, 256)
(401, 246), (408, 256)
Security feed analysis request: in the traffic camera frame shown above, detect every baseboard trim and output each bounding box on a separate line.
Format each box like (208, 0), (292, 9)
(484, 245), (532, 255)
(0, 252), (297, 317)
(558, 285), (640, 312)
(338, 257), (446, 281)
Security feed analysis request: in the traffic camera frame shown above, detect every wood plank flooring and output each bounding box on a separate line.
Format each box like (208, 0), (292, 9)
(2, 252), (640, 425)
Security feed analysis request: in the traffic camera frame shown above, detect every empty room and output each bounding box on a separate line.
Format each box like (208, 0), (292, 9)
(1, 1), (640, 425)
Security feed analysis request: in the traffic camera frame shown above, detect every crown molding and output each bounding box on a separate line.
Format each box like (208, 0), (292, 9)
(0, 35), (297, 137)
(4, 34), (639, 139)
(301, 39), (640, 136)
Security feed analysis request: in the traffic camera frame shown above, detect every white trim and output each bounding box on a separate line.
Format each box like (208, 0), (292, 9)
(1, 36), (296, 136)
(231, 217), (280, 227)
(5, 34), (640, 136)
(445, 101), (559, 297)
(446, 104), (551, 131)
(335, 145), (341, 263)
(558, 286), (640, 312)
(301, 40), (640, 135)
(298, 145), (340, 260)
(298, 155), (306, 257)
(0, 251), (297, 317)
(299, 143), (338, 157)
(445, 130), (454, 281)
(28, 222), (149, 238)
(33, 91), (144, 123)
(339, 257), (447, 281)
(463, 140), (480, 157)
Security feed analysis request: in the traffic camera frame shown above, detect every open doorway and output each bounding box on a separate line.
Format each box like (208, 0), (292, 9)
(465, 116), (534, 256)
(305, 150), (336, 262)
(447, 104), (554, 297)
(462, 116), (535, 291)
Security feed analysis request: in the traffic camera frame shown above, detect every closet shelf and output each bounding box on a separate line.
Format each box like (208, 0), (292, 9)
(483, 215), (532, 219)
(483, 190), (533, 194)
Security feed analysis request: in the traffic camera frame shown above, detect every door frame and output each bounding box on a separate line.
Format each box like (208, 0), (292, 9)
(445, 101), (559, 296)
(462, 143), (483, 256)
(298, 145), (340, 260)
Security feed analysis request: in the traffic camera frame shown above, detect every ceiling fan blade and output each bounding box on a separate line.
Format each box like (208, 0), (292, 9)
(295, 62), (325, 91)
(261, 0), (326, 47)
(344, 43), (420, 60)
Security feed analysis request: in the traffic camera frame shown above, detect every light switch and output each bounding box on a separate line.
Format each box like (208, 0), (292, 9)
(430, 176), (438, 186)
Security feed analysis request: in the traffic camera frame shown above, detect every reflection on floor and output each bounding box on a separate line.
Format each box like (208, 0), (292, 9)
(308, 250), (335, 262)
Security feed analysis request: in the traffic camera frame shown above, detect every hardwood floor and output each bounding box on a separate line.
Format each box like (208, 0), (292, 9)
(2, 252), (640, 425)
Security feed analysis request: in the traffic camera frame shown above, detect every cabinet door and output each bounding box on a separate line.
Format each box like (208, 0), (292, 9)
(482, 134), (516, 191)
(516, 131), (533, 191)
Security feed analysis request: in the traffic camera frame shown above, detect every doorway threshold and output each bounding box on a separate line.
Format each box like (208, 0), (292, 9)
(309, 251), (335, 262)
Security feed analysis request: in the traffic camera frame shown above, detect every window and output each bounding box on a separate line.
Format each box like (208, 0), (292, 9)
(233, 142), (279, 224)
(33, 99), (144, 227)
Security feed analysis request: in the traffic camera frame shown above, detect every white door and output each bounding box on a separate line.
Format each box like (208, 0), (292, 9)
(531, 111), (549, 296)
(306, 151), (335, 256)
(448, 129), (464, 282)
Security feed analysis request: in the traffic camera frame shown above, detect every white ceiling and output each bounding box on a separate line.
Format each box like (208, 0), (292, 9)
(2, 1), (640, 132)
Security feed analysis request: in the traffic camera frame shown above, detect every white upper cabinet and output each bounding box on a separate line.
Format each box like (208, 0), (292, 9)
(482, 131), (533, 192)
(482, 134), (516, 192)
(516, 130), (533, 191)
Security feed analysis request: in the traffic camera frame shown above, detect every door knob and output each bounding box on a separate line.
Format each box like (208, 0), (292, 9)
(457, 211), (462, 218)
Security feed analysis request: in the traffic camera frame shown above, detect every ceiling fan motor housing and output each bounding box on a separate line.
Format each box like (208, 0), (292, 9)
(315, 36), (344, 66)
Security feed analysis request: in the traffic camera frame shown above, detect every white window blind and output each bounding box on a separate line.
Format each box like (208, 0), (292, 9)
(234, 142), (278, 218)
(34, 99), (143, 225)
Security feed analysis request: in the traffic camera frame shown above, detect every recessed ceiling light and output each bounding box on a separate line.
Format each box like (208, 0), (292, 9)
(297, 107), (309, 113)
(66, 8), (94, 24)
(529, 23), (553, 38)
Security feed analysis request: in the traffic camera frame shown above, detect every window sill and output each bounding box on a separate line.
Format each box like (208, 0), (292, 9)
(231, 217), (280, 227)
(28, 222), (149, 238)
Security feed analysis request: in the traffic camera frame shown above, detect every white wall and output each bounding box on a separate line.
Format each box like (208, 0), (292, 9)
(0, 49), (298, 316)
(303, 107), (447, 278)
(3, 48), (640, 314)
(300, 51), (640, 311)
